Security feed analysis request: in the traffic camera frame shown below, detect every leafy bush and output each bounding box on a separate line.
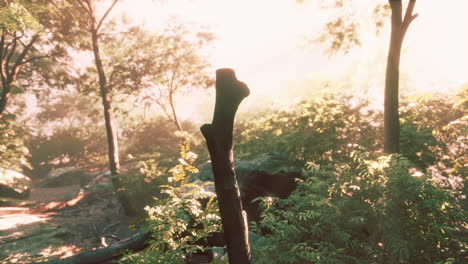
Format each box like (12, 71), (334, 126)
(400, 90), (467, 181)
(28, 128), (84, 165)
(237, 92), (466, 182)
(114, 156), (170, 216)
(119, 142), (222, 264)
(27, 127), (106, 178)
(236, 95), (381, 164)
(252, 154), (466, 264)
(0, 115), (30, 171)
(121, 117), (207, 166)
(27, 89), (109, 176)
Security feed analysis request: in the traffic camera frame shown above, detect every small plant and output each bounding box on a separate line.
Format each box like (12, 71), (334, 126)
(119, 141), (222, 264)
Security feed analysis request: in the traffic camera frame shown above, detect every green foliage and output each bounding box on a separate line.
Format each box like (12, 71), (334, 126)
(400, 90), (467, 179)
(114, 157), (169, 216)
(27, 126), (107, 177)
(121, 116), (206, 166)
(27, 89), (108, 177)
(318, 17), (361, 55)
(101, 21), (214, 94)
(29, 128), (84, 164)
(0, 1), (44, 32)
(0, 115), (29, 171)
(119, 141), (221, 264)
(236, 92), (467, 263)
(399, 115), (438, 170)
(236, 95), (381, 165)
(237, 92), (466, 181)
(253, 154), (466, 264)
(305, 0), (390, 55)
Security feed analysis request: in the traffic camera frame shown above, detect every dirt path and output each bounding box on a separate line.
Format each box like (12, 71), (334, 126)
(0, 183), (134, 263)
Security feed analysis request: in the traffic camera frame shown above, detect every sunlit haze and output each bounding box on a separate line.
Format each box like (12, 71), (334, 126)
(112, 0), (468, 121)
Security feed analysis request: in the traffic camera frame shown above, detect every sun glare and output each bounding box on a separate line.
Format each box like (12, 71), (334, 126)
(112, 0), (468, 118)
(0, 207), (50, 230)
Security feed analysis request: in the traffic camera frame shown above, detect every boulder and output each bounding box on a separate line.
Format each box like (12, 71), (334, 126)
(194, 152), (302, 222)
(0, 168), (32, 199)
(38, 166), (88, 187)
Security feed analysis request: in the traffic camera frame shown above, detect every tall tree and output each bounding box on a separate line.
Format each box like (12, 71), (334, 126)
(152, 22), (214, 132)
(72, 0), (119, 174)
(0, 0), (67, 119)
(102, 22), (214, 131)
(299, 0), (418, 153)
(384, 0), (417, 153)
(69, 0), (136, 215)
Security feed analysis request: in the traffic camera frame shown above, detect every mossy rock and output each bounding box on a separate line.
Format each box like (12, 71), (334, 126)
(194, 152), (303, 222)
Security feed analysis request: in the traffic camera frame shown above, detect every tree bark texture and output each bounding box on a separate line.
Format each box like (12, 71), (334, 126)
(384, 0), (417, 153)
(201, 68), (251, 264)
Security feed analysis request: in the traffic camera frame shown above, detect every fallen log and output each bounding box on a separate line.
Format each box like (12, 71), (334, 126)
(200, 68), (251, 263)
(25, 229), (149, 264)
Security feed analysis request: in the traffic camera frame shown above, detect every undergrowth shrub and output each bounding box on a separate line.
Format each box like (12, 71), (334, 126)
(400, 90), (467, 182)
(121, 117), (207, 166)
(28, 89), (109, 174)
(26, 127), (107, 178)
(252, 154), (466, 264)
(235, 95), (381, 165)
(237, 92), (466, 187)
(119, 142), (222, 264)
(115, 156), (170, 216)
(0, 115), (30, 171)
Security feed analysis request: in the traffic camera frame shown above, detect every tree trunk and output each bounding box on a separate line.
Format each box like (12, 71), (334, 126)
(169, 91), (183, 131)
(91, 31), (119, 175)
(0, 83), (11, 119)
(91, 31), (137, 216)
(384, 0), (417, 154)
(200, 68), (251, 264)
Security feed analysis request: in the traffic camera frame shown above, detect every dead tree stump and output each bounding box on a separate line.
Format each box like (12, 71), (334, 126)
(201, 68), (251, 264)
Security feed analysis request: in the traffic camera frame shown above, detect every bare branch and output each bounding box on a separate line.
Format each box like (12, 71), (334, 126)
(10, 63), (22, 82)
(401, 0), (417, 41)
(155, 98), (174, 122)
(5, 33), (18, 76)
(75, 0), (96, 27)
(168, 63), (179, 95)
(96, 0), (118, 33)
(3, 38), (14, 59)
(153, 84), (174, 122)
(77, 0), (94, 18)
(5, 30), (24, 39)
(7, 34), (38, 83)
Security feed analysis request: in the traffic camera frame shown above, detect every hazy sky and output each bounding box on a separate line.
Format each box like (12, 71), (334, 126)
(111, 0), (468, 119)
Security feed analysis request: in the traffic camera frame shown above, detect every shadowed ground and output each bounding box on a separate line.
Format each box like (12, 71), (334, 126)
(0, 183), (134, 263)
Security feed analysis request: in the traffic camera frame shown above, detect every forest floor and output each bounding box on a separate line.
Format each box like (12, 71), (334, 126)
(0, 177), (136, 263)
